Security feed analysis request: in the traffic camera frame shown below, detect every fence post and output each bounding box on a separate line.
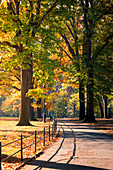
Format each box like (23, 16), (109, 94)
(52, 124), (53, 139)
(35, 130), (37, 153)
(55, 120), (57, 132)
(0, 142), (1, 170)
(43, 127), (45, 146)
(21, 134), (23, 161)
(49, 125), (50, 141)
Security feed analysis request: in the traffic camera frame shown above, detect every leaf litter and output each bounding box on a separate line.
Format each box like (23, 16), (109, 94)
(0, 119), (52, 169)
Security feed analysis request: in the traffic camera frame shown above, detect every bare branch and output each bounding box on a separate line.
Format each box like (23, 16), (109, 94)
(0, 41), (19, 50)
(92, 34), (113, 59)
(15, 75), (21, 82)
(29, 0), (34, 23)
(36, 0), (41, 16)
(7, 1), (16, 15)
(40, 0), (58, 24)
(66, 23), (75, 40)
(0, 83), (20, 91)
(14, 0), (20, 15)
(60, 32), (76, 59)
(0, 28), (7, 34)
(57, 43), (73, 62)
(12, 86), (20, 91)
(71, 16), (78, 43)
(95, 5), (113, 24)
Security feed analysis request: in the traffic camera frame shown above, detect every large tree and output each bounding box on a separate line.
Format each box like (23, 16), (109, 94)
(0, 0), (59, 125)
(58, 16), (86, 120)
(50, 0), (113, 122)
(81, 0), (113, 122)
(0, 0), (75, 125)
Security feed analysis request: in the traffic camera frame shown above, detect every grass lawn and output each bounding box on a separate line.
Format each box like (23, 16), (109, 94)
(0, 118), (53, 170)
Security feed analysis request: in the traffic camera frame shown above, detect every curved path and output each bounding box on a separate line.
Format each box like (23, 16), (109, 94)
(21, 119), (113, 170)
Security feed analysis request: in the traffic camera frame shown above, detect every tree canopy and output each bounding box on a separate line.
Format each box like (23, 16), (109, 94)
(0, 0), (113, 124)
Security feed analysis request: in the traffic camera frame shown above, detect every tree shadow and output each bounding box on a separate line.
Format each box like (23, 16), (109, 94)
(29, 160), (108, 170)
(1, 153), (21, 163)
(21, 119), (113, 169)
(26, 123), (77, 169)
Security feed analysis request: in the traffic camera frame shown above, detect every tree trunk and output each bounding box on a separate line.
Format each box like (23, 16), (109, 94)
(84, 68), (96, 122)
(108, 107), (112, 118)
(99, 99), (104, 118)
(79, 80), (85, 120)
(83, 38), (95, 122)
(83, 32), (95, 122)
(28, 59), (35, 121)
(102, 95), (108, 118)
(36, 98), (42, 118)
(73, 101), (76, 118)
(83, 1), (96, 123)
(17, 69), (32, 126)
(29, 98), (35, 120)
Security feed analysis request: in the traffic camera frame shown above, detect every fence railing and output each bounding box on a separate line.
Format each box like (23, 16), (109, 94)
(0, 120), (57, 170)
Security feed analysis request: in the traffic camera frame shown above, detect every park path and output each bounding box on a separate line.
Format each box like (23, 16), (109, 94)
(20, 119), (113, 170)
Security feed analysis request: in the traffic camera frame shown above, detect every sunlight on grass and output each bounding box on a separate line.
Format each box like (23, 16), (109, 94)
(0, 120), (51, 132)
(0, 119), (52, 146)
(0, 118), (54, 170)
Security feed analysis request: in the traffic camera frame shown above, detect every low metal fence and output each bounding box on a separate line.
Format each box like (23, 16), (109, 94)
(0, 120), (57, 170)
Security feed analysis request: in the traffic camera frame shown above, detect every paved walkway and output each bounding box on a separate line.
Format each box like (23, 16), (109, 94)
(20, 119), (113, 170)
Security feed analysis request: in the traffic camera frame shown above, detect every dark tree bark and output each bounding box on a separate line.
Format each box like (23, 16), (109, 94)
(108, 107), (112, 118)
(17, 69), (32, 126)
(29, 98), (35, 120)
(16, 43), (32, 126)
(36, 98), (42, 118)
(82, 0), (96, 123)
(73, 101), (76, 118)
(79, 81), (85, 120)
(84, 66), (96, 122)
(28, 54), (35, 121)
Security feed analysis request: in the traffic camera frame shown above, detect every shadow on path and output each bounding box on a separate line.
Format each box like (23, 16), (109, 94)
(30, 160), (108, 170)
(25, 120), (111, 170)
(48, 125), (65, 162)
(65, 123), (76, 165)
